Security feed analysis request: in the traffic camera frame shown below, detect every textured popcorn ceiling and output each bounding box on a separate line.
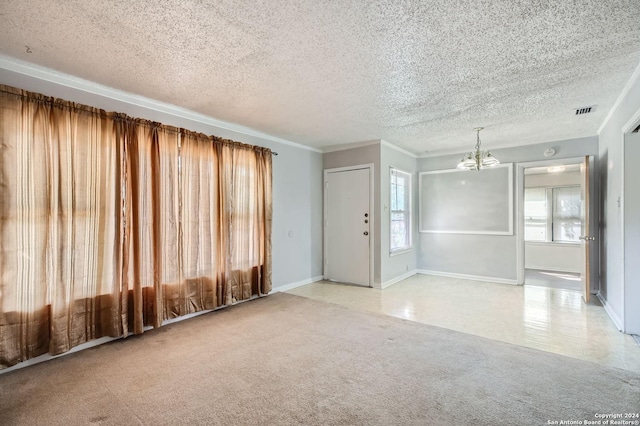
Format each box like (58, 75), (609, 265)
(1, 0), (639, 154)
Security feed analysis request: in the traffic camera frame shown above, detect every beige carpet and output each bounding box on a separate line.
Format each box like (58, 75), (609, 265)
(0, 292), (638, 425)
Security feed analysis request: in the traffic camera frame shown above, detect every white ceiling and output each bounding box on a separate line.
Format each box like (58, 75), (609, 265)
(1, 1), (639, 155)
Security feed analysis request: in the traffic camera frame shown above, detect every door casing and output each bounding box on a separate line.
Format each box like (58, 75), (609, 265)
(516, 156), (598, 292)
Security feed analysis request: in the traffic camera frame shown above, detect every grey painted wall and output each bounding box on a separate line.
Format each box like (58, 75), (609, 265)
(323, 144), (381, 286)
(323, 142), (419, 287)
(624, 132), (640, 334)
(271, 144), (324, 287)
(417, 136), (598, 282)
(380, 143), (418, 284)
(599, 68), (640, 330)
(0, 67), (324, 290)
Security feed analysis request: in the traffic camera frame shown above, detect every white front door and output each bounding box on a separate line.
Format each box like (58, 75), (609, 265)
(324, 167), (371, 286)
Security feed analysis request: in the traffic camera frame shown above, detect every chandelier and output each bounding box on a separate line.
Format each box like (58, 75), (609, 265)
(456, 127), (500, 170)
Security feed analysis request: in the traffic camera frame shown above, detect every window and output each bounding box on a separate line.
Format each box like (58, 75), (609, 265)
(390, 168), (412, 253)
(524, 186), (581, 243)
(524, 188), (547, 241)
(552, 186), (581, 242)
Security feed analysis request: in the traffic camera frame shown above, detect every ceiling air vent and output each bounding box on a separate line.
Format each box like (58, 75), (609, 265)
(575, 106), (595, 115)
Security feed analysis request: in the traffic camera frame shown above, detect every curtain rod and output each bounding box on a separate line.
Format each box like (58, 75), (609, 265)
(1, 86), (279, 157)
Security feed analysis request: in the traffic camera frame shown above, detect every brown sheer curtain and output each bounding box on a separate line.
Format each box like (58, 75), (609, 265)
(219, 140), (272, 302)
(0, 85), (272, 369)
(121, 120), (181, 333)
(0, 86), (123, 365)
(180, 130), (222, 314)
(179, 132), (273, 310)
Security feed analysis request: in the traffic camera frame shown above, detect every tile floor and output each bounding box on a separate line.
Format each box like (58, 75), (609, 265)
(287, 273), (640, 373)
(525, 268), (581, 292)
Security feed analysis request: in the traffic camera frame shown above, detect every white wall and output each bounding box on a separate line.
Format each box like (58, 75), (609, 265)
(525, 171), (580, 188)
(0, 61), (324, 291)
(598, 63), (640, 331)
(525, 243), (581, 273)
(417, 136), (598, 283)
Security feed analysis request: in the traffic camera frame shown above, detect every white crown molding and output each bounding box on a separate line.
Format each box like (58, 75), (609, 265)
(417, 139), (544, 159)
(322, 139), (419, 159)
(417, 135), (599, 159)
(417, 140), (524, 158)
(322, 139), (381, 153)
(598, 60), (640, 135)
(380, 140), (418, 158)
(0, 54), (322, 154)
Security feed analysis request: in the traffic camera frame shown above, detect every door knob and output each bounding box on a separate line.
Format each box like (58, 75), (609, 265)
(579, 236), (595, 241)
(363, 231), (369, 236)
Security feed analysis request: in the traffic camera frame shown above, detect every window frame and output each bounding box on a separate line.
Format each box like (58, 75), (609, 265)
(390, 167), (413, 255)
(524, 184), (581, 244)
(523, 186), (548, 242)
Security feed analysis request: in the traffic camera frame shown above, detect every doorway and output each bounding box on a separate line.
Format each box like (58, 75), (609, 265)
(324, 164), (374, 287)
(519, 156), (597, 302)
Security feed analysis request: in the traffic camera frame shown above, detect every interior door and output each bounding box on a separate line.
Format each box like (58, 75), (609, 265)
(579, 156), (593, 303)
(325, 167), (371, 286)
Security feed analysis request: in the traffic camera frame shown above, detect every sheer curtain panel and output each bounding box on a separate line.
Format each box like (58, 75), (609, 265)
(219, 140), (273, 303)
(0, 86), (123, 365)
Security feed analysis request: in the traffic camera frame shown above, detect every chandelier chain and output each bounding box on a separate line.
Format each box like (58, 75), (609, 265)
(457, 126), (499, 171)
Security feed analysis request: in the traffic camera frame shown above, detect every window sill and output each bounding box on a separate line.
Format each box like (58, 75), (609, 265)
(389, 248), (413, 257)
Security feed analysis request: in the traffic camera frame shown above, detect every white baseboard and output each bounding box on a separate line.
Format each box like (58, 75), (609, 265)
(272, 275), (324, 293)
(597, 292), (624, 332)
(382, 269), (417, 289)
(0, 335), (123, 375)
(0, 295), (263, 375)
(417, 269), (518, 285)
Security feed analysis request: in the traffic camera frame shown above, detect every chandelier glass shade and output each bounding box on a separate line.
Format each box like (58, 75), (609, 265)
(456, 127), (500, 170)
